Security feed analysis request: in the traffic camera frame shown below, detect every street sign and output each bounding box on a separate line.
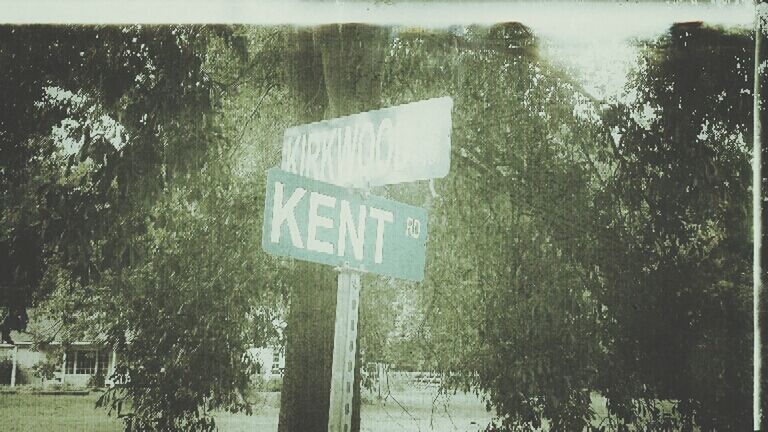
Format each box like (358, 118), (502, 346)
(281, 96), (453, 187)
(271, 96), (450, 432)
(262, 167), (428, 282)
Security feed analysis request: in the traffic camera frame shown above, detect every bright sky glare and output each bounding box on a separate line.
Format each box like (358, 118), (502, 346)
(2, 1), (756, 112)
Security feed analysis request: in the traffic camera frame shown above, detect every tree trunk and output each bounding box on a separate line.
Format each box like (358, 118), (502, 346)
(277, 24), (388, 432)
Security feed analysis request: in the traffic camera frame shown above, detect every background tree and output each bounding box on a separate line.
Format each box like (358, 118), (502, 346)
(0, 24), (289, 431)
(412, 23), (606, 431)
(375, 21), (754, 431)
(596, 23), (754, 431)
(0, 24), (246, 341)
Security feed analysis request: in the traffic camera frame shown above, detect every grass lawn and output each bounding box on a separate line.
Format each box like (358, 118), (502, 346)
(0, 386), (492, 432)
(360, 387), (493, 432)
(0, 393), (122, 432)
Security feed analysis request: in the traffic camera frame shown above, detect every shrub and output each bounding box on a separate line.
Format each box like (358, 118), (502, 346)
(0, 358), (12, 384)
(32, 357), (59, 381)
(88, 367), (106, 389)
(0, 359), (32, 385)
(15, 366), (31, 385)
(42, 382), (79, 392)
(0, 358), (31, 385)
(250, 375), (282, 393)
(265, 377), (282, 392)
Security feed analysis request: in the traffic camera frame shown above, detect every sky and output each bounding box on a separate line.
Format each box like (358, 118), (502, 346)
(526, 2), (754, 101)
(1, 1), (755, 104)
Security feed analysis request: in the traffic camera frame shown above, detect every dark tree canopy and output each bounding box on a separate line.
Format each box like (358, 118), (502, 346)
(376, 21), (754, 431)
(0, 24), (276, 432)
(0, 25), (243, 342)
(596, 22), (754, 430)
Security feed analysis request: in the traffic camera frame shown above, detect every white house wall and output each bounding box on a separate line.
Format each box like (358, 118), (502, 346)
(246, 347), (285, 379)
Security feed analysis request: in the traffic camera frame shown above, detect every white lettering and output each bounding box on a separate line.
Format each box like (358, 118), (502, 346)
(376, 117), (395, 170)
(338, 200), (366, 261)
(298, 134), (308, 176)
(307, 191), (336, 254)
(369, 207), (394, 264)
(271, 182), (305, 249)
(282, 135), (300, 174)
(406, 217), (421, 238)
(320, 129), (335, 182)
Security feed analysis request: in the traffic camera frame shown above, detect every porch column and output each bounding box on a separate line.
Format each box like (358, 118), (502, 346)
(10, 345), (17, 387)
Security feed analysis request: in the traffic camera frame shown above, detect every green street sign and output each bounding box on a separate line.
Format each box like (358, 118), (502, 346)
(262, 168), (428, 282)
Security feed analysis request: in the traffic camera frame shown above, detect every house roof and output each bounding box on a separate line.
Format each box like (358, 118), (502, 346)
(9, 330), (34, 344)
(6, 309), (105, 346)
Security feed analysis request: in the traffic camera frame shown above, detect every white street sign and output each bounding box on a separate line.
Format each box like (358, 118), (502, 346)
(281, 96), (453, 187)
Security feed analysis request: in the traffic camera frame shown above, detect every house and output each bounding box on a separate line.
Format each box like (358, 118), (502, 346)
(247, 346), (285, 379)
(0, 317), (116, 388)
(1, 309), (286, 387)
(246, 307), (287, 380)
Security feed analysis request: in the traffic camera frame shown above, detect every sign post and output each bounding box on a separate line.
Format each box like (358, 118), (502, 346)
(327, 270), (360, 432)
(263, 97), (452, 432)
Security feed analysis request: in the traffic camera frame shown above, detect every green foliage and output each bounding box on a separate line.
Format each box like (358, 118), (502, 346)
(595, 23), (753, 431)
(0, 24), (238, 339)
(358, 276), (406, 366)
(0, 24), (286, 431)
(95, 170), (271, 430)
(381, 24), (605, 430)
(251, 376), (283, 393)
(379, 22), (752, 431)
(32, 356), (60, 381)
(42, 382), (78, 392)
(0, 358), (12, 384)
(0, 358), (32, 385)
(88, 367), (107, 389)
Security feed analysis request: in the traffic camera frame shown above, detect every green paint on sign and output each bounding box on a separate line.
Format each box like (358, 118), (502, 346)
(262, 168), (428, 282)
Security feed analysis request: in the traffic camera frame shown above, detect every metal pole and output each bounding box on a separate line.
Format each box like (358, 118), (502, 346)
(754, 3), (766, 429)
(328, 270), (361, 432)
